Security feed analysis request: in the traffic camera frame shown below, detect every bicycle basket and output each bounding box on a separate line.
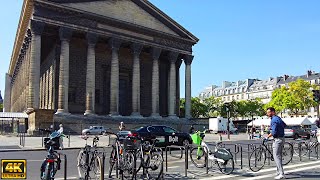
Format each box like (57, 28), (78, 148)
(123, 138), (141, 150)
(214, 148), (233, 161)
(191, 133), (202, 145)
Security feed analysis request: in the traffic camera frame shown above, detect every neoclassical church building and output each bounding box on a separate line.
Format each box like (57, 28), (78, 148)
(4, 0), (198, 126)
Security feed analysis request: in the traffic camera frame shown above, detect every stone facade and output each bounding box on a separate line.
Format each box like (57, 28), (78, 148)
(6, 0), (198, 132)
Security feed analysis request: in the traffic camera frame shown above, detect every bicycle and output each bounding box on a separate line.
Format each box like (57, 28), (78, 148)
(77, 135), (103, 180)
(39, 128), (64, 180)
(249, 138), (293, 172)
(136, 138), (163, 179)
(293, 138), (319, 157)
(189, 130), (234, 175)
(108, 132), (137, 179)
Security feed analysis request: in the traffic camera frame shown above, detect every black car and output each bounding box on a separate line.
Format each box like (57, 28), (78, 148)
(132, 125), (192, 147)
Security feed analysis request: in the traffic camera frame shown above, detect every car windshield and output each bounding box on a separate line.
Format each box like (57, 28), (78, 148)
(163, 127), (176, 133)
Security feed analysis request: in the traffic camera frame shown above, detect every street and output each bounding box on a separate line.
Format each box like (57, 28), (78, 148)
(1, 138), (320, 179)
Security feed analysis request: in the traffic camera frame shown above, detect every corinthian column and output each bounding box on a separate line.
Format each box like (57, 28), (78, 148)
(27, 20), (44, 112)
(184, 55), (194, 119)
(168, 52), (179, 118)
(56, 27), (72, 114)
(109, 38), (122, 116)
(150, 48), (161, 118)
(131, 43), (143, 117)
(84, 33), (98, 115)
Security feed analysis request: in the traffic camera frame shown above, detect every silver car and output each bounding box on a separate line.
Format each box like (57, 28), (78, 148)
(82, 126), (106, 135)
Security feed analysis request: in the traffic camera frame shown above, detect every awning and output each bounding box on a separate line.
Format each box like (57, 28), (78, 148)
(0, 112), (28, 119)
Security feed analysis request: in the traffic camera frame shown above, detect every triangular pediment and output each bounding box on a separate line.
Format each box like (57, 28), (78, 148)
(61, 0), (180, 36)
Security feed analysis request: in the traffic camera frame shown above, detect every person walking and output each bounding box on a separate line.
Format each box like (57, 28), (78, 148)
(119, 122), (126, 131)
(265, 107), (286, 179)
(57, 124), (64, 149)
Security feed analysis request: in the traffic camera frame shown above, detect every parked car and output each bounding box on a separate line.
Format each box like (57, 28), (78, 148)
(132, 125), (192, 147)
(284, 125), (310, 139)
(82, 126), (106, 135)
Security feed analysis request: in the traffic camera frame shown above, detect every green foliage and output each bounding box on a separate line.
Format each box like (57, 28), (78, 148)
(267, 79), (318, 116)
(179, 97), (207, 118)
(203, 96), (222, 117)
(0, 103), (3, 111)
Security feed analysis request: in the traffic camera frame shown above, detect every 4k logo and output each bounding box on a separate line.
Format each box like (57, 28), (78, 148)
(1, 160), (26, 179)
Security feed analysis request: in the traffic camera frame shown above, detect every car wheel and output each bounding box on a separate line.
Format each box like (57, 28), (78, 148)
(86, 132), (90, 135)
(182, 139), (190, 147)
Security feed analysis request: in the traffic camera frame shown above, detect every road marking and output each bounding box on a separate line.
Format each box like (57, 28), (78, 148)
(55, 177), (78, 180)
(199, 160), (320, 180)
(168, 166), (180, 169)
(241, 164), (320, 180)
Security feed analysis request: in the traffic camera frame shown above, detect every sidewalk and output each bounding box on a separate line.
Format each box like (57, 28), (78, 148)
(0, 134), (115, 150)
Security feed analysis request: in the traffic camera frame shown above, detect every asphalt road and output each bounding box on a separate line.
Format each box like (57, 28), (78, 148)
(0, 139), (319, 179)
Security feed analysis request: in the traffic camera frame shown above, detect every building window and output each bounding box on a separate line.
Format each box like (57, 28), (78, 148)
(241, 94), (244, 99)
(237, 95), (239, 100)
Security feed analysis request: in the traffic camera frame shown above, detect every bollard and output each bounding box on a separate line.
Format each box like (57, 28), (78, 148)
(68, 131), (71, 148)
(219, 133), (222, 141)
(240, 145), (243, 169)
(165, 147), (168, 172)
(41, 130), (44, 148)
(185, 146), (188, 177)
(205, 146), (209, 174)
(64, 154), (67, 180)
(100, 153), (105, 180)
(299, 142), (302, 161)
(161, 149), (164, 179)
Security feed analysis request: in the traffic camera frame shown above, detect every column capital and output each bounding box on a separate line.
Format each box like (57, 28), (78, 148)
(30, 20), (45, 35)
(86, 32), (98, 45)
(151, 47), (162, 60)
(131, 43), (143, 55)
(184, 55), (194, 65)
(59, 27), (73, 41)
(108, 38), (122, 50)
(168, 51), (179, 63)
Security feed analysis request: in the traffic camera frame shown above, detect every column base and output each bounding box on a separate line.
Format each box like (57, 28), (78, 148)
(131, 112), (143, 118)
(55, 109), (70, 115)
(168, 115), (179, 119)
(109, 112), (122, 117)
(150, 113), (162, 118)
(84, 110), (96, 116)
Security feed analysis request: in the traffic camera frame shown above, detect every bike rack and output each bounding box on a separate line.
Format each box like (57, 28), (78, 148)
(19, 132), (25, 147)
(165, 145), (188, 177)
(56, 152), (67, 180)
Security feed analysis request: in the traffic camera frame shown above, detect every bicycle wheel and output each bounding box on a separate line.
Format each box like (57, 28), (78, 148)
(135, 149), (143, 173)
(190, 146), (206, 168)
(108, 147), (117, 178)
(123, 151), (135, 180)
(293, 141), (308, 157)
(92, 153), (102, 179)
(41, 163), (53, 180)
(282, 142), (293, 165)
(249, 147), (266, 172)
(77, 149), (88, 179)
(217, 157), (234, 175)
(146, 151), (163, 180)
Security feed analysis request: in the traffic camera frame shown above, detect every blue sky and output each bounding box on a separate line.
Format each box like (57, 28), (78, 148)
(1, 1), (320, 98)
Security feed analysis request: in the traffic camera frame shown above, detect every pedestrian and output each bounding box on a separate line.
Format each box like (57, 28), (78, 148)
(265, 107), (286, 179)
(119, 122), (125, 131)
(57, 124), (64, 149)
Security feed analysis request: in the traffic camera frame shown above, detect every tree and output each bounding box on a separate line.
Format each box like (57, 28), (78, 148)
(0, 103), (3, 112)
(267, 79), (318, 117)
(179, 97), (207, 118)
(286, 79), (317, 116)
(245, 99), (265, 119)
(203, 96), (222, 117)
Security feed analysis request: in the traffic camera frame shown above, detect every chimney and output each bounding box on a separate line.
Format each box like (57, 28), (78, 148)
(283, 75), (289, 81)
(307, 70), (312, 78)
(269, 77), (273, 81)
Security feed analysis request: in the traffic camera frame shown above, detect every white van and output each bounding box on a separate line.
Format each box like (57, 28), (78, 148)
(209, 117), (238, 134)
